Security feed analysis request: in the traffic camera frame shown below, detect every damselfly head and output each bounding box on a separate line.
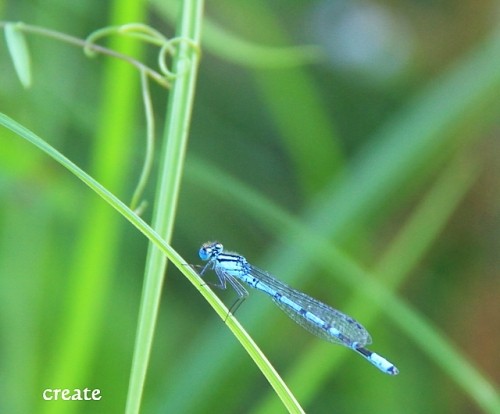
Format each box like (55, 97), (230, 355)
(199, 241), (223, 261)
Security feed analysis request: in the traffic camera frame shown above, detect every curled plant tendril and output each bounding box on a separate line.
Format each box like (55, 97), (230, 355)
(84, 23), (199, 82)
(84, 23), (166, 57)
(83, 24), (203, 212)
(159, 37), (200, 80)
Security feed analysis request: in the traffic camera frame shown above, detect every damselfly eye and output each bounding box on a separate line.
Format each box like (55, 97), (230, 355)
(198, 246), (211, 261)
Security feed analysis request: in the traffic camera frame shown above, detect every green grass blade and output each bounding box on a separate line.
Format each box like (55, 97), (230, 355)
(125, 0), (204, 412)
(0, 113), (304, 414)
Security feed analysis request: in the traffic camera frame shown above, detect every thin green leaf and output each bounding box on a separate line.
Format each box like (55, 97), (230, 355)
(4, 23), (32, 88)
(0, 111), (305, 414)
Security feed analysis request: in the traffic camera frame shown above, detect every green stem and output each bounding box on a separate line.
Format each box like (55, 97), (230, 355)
(124, 1), (204, 413)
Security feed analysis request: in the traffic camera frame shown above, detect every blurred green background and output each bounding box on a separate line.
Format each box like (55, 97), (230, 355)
(1, 0), (499, 413)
